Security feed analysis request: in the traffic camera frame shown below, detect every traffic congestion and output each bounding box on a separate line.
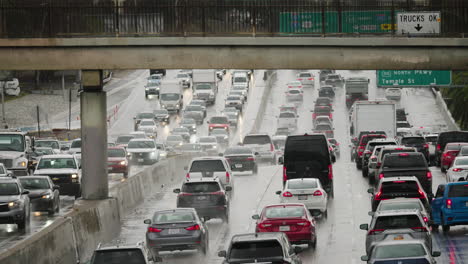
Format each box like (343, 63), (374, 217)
(0, 68), (467, 263)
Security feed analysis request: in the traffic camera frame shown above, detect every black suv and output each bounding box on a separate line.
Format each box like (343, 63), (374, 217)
(435, 131), (468, 166)
(0, 178), (30, 230)
(218, 232), (303, 264)
(400, 136), (430, 161)
(174, 178), (231, 222)
(378, 152), (432, 198)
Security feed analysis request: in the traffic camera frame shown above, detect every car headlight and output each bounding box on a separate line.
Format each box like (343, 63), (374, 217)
(160, 152), (167, 157)
(224, 127), (228, 130)
(18, 161), (27, 168)
(145, 87), (149, 90)
(8, 201), (20, 208)
(179, 142), (183, 146)
(162, 105), (166, 108)
(71, 174), (78, 179)
(192, 125), (196, 129)
(223, 136), (228, 139)
(209, 127), (213, 130)
(119, 160), (126, 165)
(176, 104), (180, 108)
(42, 194), (51, 199)
(213, 145), (217, 149)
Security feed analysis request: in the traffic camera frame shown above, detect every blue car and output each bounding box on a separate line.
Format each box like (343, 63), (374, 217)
(431, 182), (468, 232)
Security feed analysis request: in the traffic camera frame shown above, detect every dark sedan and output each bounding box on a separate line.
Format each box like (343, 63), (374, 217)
(224, 146), (258, 174)
(144, 208), (209, 256)
(18, 176), (60, 216)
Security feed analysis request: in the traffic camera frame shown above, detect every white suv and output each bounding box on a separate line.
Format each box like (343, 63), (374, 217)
(242, 134), (276, 164)
(185, 157), (233, 189)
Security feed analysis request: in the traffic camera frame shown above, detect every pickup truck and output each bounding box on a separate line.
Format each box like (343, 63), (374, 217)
(378, 152), (433, 198)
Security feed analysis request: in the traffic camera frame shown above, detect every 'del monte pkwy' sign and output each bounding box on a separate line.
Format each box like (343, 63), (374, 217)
(377, 70), (451, 87)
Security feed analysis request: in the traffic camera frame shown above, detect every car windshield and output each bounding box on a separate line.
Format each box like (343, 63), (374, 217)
(195, 84), (211, 90)
(374, 244), (426, 259)
(224, 147), (252, 155)
(116, 136), (134, 144)
(36, 141), (59, 149)
(91, 249), (146, 264)
(383, 155), (426, 168)
(173, 128), (188, 133)
(167, 136), (183, 142)
(234, 77), (247, 83)
(279, 112), (295, 118)
(211, 129), (228, 136)
(227, 96), (240, 101)
(35, 148), (54, 155)
(154, 110), (168, 115)
(127, 141), (155, 149)
(314, 107), (330, 113)
(287, 179), (318, 189)
(190, 160), (225, 172)
(0, 183), (19, 195)
(182, 182), (221, 193)
(264, 206), (304, 218)
(401, 137), (426, 145)
(0, 134), (25, 152)
(185, 106), (201, 111)
(273, 139), (286, 149)
(153, 211), (195, 223)
(136, 113), (154, 119)
(379, 201), (422, 211)
(455, 158), (468, 166)
(199, 137), (217, 143)
(374, 215), (422, 229)
(229, 240), (283, 260)
(243, 136), (270, 145)
(181, 119), (196, 125)
(108, 149), (126, 157)
(140, 120), (154, 126)
(425, 136), (437, 143)
(177, 73), (188, 78)
(288, 89), (301, 94)
(210, 117), (228, 124)
(19, 178), (50, 190)
(70, 139), (82, 148)
(180, 144), (202, 151)
(160, 94), (180, 101)
(448, 185), (468, 197)
(38, 158), (76, 169)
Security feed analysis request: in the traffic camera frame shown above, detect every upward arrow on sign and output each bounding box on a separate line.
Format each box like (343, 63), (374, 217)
(415, 24), (423, 31)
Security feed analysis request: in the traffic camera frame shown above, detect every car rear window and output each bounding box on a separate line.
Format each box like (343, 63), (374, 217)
(279, 112), (295, 118)
(243, 135), (271, 145)
(284, 136), (329, 162)
(137, 113), (154, 119)
(315, 107), (330, 113)
(182, 182), (221, 193)
(224, 147), (252, 155)
(91, 249), (145, 264)
(108, 149), (125, 157)
(210, 117), (229, 124)
(448, 185), (468, 197)
(460, 147), (468, 155)
(230, 240), (283, 259)
(454, 158), (468, 166)
(265, 206), (304, 218)
(381, 181), (420, 195)
(288, 89), (301, 94)
(374, 215), (423, 229)
(287, 180), (318, 189)
(446, 144), (467, 151)
(190, 160), (225, 172)
(315, 124), (332, 130)
(299, 73), (311, 77)
(383, 155), (426, 168)
(425, 136), (437, 143)
(360, 135), (386, 146)
(379, 201), (423, 211)
(380, 149), (415, 159)
(116, 136), (134, 144)
(368, 142), (396, 151)
(153, 211), (195, 223)
(401, 137), (426, 145)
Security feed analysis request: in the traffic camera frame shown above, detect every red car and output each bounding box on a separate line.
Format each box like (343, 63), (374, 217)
(441, 142), (468, 172)
(252, 203), (317, 248)
(207, 116), (230, 134)
(107, 147), (130, 177)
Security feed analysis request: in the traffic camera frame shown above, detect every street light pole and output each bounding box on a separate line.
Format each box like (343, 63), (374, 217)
(1, 81), (6, 127)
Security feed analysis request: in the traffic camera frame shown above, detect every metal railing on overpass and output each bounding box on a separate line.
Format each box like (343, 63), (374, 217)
(0, 0), (466, 38)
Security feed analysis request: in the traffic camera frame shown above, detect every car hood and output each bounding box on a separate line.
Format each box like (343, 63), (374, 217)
(27, 189), (51, 198)
(34, 168), (78, 174)
(155, 114), (169, 118)
(0, 152), (23, 159)
(0, 195), (21, 203)
(108, 157), (126, 162)
(126, 148), (157, 153)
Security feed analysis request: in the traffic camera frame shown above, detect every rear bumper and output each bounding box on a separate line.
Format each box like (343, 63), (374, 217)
(108, 164), (128, 173)
(147, 236), (203, 251)
(284, 231), (314, 243)
(443, 210), (468, 225)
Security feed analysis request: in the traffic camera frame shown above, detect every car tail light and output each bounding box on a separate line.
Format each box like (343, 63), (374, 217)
(395, 148), (403, 150)
(370, 156), (377, 161)
(313, 190), (323, 196)
(283, 166), (287, 182)
(210, 191), (224, 196)
(411, 226), (428, 232)
(446, 199), (452, 209)
(270, 144), (274, 152)
(308, 78), (314, 80)
(374, 190), (382, 200)
(247, 157), (255, 161)
(336, 142), (340, 146)
(186, 173), (190, 179)
(329, 113), (333, 119)
(288, 86), (293, 88)
(148, 227), (162, 233)
(399, 153), (409, 157)
(368, 229), (384, 235)
(437, 144), (441, 151)
(259, 223), (272, 229)
(379, 173), (384, 179)
(282, 191), (293, 197)
(297, 221), (311, 227)
(179, 192), (193, 196)
(423, 216), (428, 223)
(377, 162), (381, 168)
(418, 188), (426, 199)
(226, 172), (230, 183)
(312, 113), (317, 119)
(393, 180), (406, 183)
(328, 164), (333, 180)
(453, 168), (464, 172)
(185, 224), (200, 231)
(424, 144), (429, 149)
(426, 171), (432, 179)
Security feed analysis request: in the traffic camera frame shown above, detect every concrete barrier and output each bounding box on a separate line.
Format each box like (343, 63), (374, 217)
(432, 88), (460, 131)
(250, 70), (277, 134)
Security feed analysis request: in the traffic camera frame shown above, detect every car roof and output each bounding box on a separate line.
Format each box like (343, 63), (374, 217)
(454, 156), (468, 161)
(0, 178), (19, 184)
(446, 142), (468, 146)
(96, 242), (146, 252)
(231, 232), (286, 243)
(286, 178), (319, 183)
(380, 176), (421, 183)
(381, 145), (415, 150)
(129, 138), (154, 142)
(184, 177), (222, 184)
(374, 209), (421, 217)
(191, 156), (225, 161)
(154, 208), (196, 214)
(40, 154), (76, 158)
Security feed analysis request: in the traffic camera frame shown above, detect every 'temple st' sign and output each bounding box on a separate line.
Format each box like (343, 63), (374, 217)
(377, 70), (451, 87)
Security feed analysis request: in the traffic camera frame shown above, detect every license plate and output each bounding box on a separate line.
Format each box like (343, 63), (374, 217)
(168, 229), (181, 235)
(235, 164), (243, 168)
(298, 195), (308, 200)
(393, 235), (404, 240)
(279, 226), (290, 232)
(138, 158), (144, 162)
(197, 196), (207, 200)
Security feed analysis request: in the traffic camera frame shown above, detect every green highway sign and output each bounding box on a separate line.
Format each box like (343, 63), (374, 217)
(342, 11), (394, 33)
(377, 70), (451, 87)
(279, 12), (338, 33)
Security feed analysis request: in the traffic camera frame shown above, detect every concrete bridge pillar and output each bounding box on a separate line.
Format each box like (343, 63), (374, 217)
(80, 70), (108, 200)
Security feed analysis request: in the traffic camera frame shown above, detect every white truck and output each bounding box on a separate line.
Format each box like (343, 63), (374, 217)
(0, 130), (31, 176)
(159, 80), (183, 113)
(350, 100), (397, 139)
(345, 77), (369, 108)
(192, 70), (218, 105)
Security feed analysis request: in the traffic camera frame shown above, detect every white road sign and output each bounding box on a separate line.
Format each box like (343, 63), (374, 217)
(397, 11), (441, 35)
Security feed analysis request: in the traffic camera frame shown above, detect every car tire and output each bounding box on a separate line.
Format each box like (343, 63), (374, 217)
(356, 161), (362, 170)
(56, 198), (60, 213)
(223, 211), (229, 223)
(323, 210), (328, 219)
(431, 224), (439, 231)
(442, 214), (450, 232)
(253, 165), (258, 174)
(368, 174), (374, 184)
(328, 186), (334, 199)
(309, 235), (317, 249)
(48, 207), (55, 216)
(362, 168), (368, 178)
(441, 167), (446, 173)
(201, 240), (208, 255)
(75, 189), (82, 199)
(123, 170), (128, 178)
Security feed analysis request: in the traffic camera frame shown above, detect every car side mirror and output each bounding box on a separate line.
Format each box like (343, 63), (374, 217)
(367, 188), (374, 194)
(368, 211), (374, 216)
(310, 210), (321, 217)
(251, 214), (260, 220)
(278, 156), (284, 164)
(218, 250), (227, 258)
(276, 190), (281, 195)
(225, 186), (232, 192)
(432, 251), (441, 257)
(254, 152), (259, 156)
(359, 224), (369, 230)
(22, 190), (30, 195)
(293, 246), (303, 254)
(173, 188), (181, 194)
(144, 219), (151, 224)
(53, 185), (60, 190)
(361, 255), (369, 261)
